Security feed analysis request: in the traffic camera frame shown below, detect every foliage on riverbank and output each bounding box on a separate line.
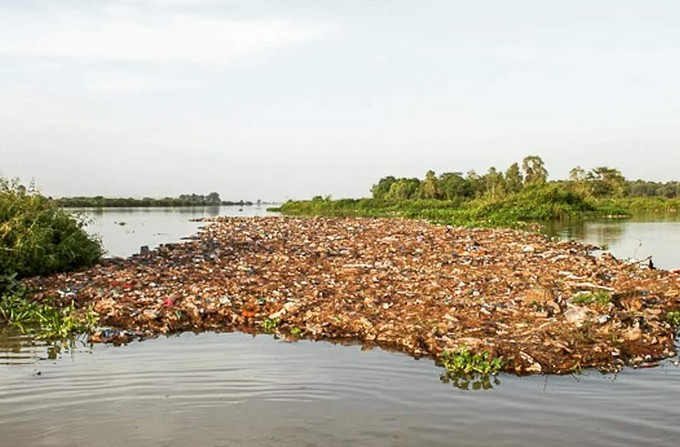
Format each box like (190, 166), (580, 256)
(0, 284), (98, 339)
(273, 155), (680, 226)
(597, 197), (680, 214)
(1, 178), (103, 339)
(273, 184), (630, 227)
(369, 155), (680, 202)
(1, 179), (104, 279)
(54, 193), (257, 208)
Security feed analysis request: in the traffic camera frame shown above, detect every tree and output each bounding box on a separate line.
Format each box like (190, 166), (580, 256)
(371, 176), (397, 200)
(482, 167), (505, 199)
(438, 172), (471, 199)
(569, 166), (586, 182)
(385, 178), (420, 201)
(504, 163), (523, 193)
(206, 192), (221, 205)
(417, 170), (440, 199)
(466, 170), (485, 198)
(587, 167), (626, 197)
(522, 155), (548, 185)
(567, 166), (589, 196)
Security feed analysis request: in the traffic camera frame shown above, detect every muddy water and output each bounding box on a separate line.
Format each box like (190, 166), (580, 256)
(2, 209), (680, 447)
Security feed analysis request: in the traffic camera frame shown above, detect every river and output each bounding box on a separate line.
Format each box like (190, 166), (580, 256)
(1, 207), (679, 447)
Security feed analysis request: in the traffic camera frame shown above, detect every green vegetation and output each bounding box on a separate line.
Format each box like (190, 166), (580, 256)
(274, 155), (680, 227)
(597, 197), (680, 214)
(54, 192), (256, 208)
(368, 157), (679, 203)
(667, 311), (680, 326)
(438, 348), (504, 390)
(440, 348), (504, 376)
(0, 291), (98, 340)
(1, 178), (104, 339)
(1, 178), (103, 278)
(572, 291), (612, 306)
(275, 185), (628, 228)
(261, 317), (281, 333)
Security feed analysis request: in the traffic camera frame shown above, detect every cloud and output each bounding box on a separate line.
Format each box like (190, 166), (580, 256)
(86, 74), (203, 92)
(0, 14), (329, 66)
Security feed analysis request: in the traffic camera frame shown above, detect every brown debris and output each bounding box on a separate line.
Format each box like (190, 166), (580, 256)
(24, 217), (680, 375)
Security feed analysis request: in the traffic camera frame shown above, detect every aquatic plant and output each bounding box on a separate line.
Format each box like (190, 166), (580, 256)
(666, 311), (680, 326)
(438, 348), (504, 390)
(440, 348), (504, 376)
(0, 293), (98, 340)
(276, 184), (631, 229)
(572, 291), (611, 305)
(261, 317), (280, 333)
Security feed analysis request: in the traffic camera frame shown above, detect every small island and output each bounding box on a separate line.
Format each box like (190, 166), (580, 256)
(24, 216), (680, 376)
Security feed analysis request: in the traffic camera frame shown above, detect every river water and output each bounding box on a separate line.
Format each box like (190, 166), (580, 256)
(1, 208), (679, 447)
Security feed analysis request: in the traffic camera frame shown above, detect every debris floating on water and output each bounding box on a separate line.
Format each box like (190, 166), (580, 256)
(25, 217), (680, 375)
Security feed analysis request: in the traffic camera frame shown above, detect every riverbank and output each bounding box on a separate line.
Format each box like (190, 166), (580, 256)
(24, 216), (680, 375)
(271, 188), (635, 228)
(271, 191), (680, 229)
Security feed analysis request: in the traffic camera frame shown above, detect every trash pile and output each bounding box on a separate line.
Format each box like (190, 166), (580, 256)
(25, 217), (680, 374)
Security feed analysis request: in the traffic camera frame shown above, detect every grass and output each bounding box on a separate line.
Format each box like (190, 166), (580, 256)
(572, 291), (612, 305)
(0, 291), (99, 340)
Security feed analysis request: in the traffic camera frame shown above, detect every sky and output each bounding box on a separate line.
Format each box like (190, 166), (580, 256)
(0, 0), (679, 201)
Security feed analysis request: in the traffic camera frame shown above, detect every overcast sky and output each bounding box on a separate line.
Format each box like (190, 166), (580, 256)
(1, 0), (679, 201)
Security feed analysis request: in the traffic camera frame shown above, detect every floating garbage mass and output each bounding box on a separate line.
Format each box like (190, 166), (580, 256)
(25, 217), (680, 374)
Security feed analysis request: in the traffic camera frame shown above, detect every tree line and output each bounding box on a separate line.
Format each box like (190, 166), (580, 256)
(370, 155), (680, 201)
(54, 193), (257, 208)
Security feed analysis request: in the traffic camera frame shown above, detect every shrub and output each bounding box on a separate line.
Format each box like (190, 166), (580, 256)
(0, 178), (103, 283)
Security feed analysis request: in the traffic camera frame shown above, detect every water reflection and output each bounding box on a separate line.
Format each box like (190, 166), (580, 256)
(543, 220), (626, 245)
(70, 205), (275, 258)
(544, 216), (680, 270)
(440, 370), (502, 390)
(1, 332), (679, 447)
(0, 326), (92, 364)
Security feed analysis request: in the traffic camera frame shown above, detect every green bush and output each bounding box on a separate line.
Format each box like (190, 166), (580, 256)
(276, 184), (627, 228)
(0, 178), (103, 282)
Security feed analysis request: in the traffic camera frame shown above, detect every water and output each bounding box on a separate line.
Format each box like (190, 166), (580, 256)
(2, 210), (680, 447)
(544, 215), (680, 271)
(74, 205), (273, 258)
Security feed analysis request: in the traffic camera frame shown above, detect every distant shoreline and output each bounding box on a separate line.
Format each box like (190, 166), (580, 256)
(53, 195), (277, 208)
